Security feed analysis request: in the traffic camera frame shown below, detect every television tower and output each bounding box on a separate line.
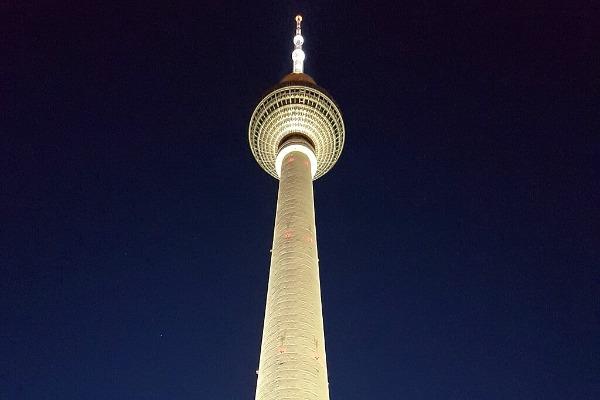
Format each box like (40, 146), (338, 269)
(249, 15), (345, 400)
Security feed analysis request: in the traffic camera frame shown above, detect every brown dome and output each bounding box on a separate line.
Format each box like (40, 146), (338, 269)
(279, 72), (316, 85)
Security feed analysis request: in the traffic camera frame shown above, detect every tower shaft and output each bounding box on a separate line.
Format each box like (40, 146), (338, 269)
(255, 148), (329, 400)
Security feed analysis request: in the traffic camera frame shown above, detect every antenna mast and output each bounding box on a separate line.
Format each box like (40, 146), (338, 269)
(291, 15), (305, 73)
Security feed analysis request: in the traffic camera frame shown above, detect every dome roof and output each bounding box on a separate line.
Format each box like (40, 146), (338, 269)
(279, 72), (316, 85)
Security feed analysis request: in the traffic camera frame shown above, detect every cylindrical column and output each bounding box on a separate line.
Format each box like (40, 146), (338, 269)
(255, 145), (329, 400)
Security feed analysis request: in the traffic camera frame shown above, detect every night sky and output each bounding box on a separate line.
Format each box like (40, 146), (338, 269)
(2, 1), (598, 399)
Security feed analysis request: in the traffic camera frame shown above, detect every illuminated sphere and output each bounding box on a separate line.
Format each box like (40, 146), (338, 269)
(249, 73), (345, 180)
(291, 48), (305, 62)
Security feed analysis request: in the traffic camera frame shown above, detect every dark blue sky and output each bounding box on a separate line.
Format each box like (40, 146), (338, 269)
(2, 1), (598, 399)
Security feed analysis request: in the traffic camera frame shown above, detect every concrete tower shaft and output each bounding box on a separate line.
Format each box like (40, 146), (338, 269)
(255, 145), (329, 400)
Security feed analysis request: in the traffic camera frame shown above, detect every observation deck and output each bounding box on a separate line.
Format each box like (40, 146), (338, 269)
(249, 72), (345, 180)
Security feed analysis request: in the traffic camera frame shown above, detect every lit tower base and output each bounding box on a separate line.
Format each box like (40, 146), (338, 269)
(249, 16), (345, 400)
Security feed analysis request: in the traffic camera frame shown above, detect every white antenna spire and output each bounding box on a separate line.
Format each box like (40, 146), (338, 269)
(291, 15), (305, 73)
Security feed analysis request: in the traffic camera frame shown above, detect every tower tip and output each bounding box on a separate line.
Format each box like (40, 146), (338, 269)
(291, 15), (305, 73)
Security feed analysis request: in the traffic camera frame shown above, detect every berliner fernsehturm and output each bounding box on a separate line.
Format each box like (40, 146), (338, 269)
(249, 15), (344, 400)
